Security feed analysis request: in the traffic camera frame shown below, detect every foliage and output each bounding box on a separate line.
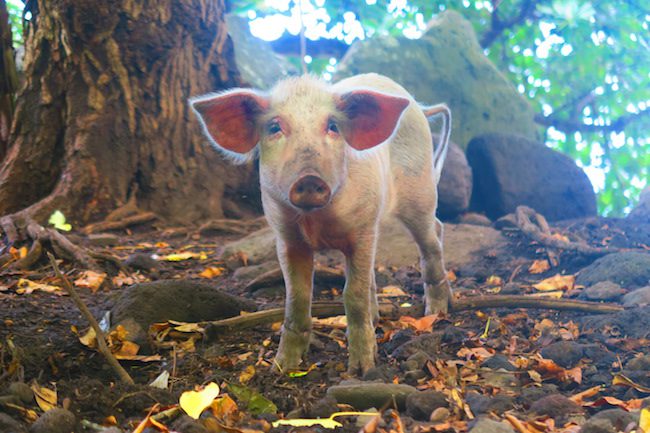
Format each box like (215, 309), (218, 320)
(5, 0), (22, 45)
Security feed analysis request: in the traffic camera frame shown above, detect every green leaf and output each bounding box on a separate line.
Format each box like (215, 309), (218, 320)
(227, 383), (277, 416)
(48, 210), (72, 232)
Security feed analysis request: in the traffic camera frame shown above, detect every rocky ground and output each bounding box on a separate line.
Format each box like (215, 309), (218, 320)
(1, 212), (650, 433)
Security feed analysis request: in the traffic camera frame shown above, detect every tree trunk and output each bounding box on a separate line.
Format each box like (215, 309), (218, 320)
(0, 0), (259, 225)
(0, 0), (18, 160)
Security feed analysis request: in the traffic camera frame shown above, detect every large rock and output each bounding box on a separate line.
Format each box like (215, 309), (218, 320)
(219, 219), (510, 270)
(467, 133), (597, 221)
(225, 15), (297, 89)
(575, 252), (650, 289)
(335, 11), (538, 149)
(111, 280), (257, 345)
(438, 141), (472, 218)
(629, 186), (650, 221)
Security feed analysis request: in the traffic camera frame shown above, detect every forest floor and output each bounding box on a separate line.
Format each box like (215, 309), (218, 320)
(1, 215), (650, 433)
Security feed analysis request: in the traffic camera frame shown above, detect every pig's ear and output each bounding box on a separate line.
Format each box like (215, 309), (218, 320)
(336, 90), (410, 151)
(190, 90), (269, 155)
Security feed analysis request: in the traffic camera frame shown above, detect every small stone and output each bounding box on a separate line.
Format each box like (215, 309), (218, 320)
(540, 341), (584, 368)
(170, 415), (209, 433)
(430, 407), (450, 423)
(308, 396), (339, 419)
(406, 390), (447, 421)
(326, 381), (417, 410)
(625, 354), (650, 371)
(232, 261), (279, 281)
(458, 213), (491, 226)
(520, 384), (558, 408)
(362, 365), (398, 382)
(0, 413), (27, 433)
(578, 408), (637, 433)
(583, 281), (626, 301)
(529, 394), (583, 418)
(469, 417), (516, 433)
(391, 332), (443, 360)
(576, 252), (650, 290)
(481, 354), (516, 371)
(123, 253), (159, 272)
(29, 408), (76, 433)
(622, 286), (650, 307)
(8, 382), (34, 403)
(466, 393), (514, 415)
(500, 282), (521, 294)
(87, 233), (120, 247)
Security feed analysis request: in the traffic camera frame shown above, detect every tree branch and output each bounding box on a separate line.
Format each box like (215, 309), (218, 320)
(534, 107), (649, 134)
(480, 0), (538, 49)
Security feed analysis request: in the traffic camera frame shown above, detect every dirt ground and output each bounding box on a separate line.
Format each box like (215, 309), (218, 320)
(1, 216), (650, 433)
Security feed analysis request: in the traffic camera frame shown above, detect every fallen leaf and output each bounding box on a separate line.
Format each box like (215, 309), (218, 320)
(48, 210), (72, 231)
(485, 275), (503, 286)
(529, 290), (564, 298)
(533, 274), (575, 291)
(378, 285), (407, 297)
(180, 382), (221, 419)
(199, 266), (224, 278)
(158, 252), (206, 261)
(227, 383), (277, 416)
(31, 382), (57, 412)
(74, 270), (107, 293)
(313, 315), (347, 329)
(149, 371), (170, 389)
(612, 374), (650, 393)
(272, 412), (378, 429)
(528, 259), (550, 274)
(287, 363), (318, 378)
(639, 407), (650, 432)
(239, 365), (256, 384)
(16, 279), (62, 295)
(211, 394), (239, 422)
(399, 314), (441, 332)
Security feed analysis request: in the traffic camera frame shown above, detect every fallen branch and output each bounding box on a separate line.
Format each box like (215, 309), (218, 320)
(197, 217), (267, 236)
(82, 212), (157, 234)
(204, 296), (623, 335)
(47, 253), (134, 385)
(514, 206), (643, 256)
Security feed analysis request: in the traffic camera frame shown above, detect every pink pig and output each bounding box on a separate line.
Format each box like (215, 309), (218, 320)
(191, 73), (451, 374)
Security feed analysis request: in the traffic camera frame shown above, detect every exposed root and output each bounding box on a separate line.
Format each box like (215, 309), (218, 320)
(0, 214), (100, 271)
(197, 216), (267, 236)
(82, 212), (157, 235)
(514, 206), (643, 256)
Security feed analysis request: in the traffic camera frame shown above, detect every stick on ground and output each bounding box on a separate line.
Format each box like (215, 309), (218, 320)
(47, 253), (134, 384)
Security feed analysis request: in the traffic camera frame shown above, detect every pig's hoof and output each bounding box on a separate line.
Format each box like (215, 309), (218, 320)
(347, 351), (376, 376)
(273, 327), (310, 374)
(424, 280), (451, 315)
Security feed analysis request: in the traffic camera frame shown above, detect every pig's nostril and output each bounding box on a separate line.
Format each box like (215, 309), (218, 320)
(297, 185), (304, 193)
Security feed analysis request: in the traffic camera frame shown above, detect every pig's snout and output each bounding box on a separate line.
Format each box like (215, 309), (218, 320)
(289, 175), (331, 210)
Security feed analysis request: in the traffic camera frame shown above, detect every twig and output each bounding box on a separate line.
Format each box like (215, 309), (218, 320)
(82, 212), (157, 234)
(204, 296), (623, 335)
(514, 206), (644, 256)
(47, 252), (134, 384)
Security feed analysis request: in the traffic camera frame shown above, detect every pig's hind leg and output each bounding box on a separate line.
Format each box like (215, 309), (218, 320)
(399, 211), (451, 315)
(274, 238), (314, 372)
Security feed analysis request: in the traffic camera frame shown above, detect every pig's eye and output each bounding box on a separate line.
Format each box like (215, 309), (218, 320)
(327, 119), (339, 134)
(267, 120), (282, 135)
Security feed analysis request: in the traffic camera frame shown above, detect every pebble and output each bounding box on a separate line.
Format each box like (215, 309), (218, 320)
(540, 341), (584, 368)
(468, 417), (516, 433)
(578, 408), (637, 433)
(583, 281), (626, 301)
(0, 413), (26, 433)
(622, 286), (650, 307)
(430, 407), (450, 423)
(406, 390), (447, 421)
(9, 382), (34, 403)
(481, 354), (516, 371)
(529, 394), (583, 418)
(466, 392), (514, 415)
(29, 408), (76, 433)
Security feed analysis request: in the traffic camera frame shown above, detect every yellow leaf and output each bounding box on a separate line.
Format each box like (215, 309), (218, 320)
(313, 315), (348, 329)
(211, 394), (239, 420)
(31, 382), (57, 412)
(378, 285), (407, 297)
(180, 382), (221, 419)
(528, 259), (550, 274)
(639, 408), (650, 432)
(612, 374), (650, 393)
(78, 327), (97, 348)
(486, 275), (503, 286)
(533, 274), (575, 291)
(239, 365), (256, 384)
(287, 363), (318, 378)
(199, 266), (224, 278)
(159, 252), (202, 261)
(18, 246), (28, 258)
(155, 242), (170, 248)
(48, 210), (72, 231)
(74, 271), (107, 293)
(16, 279), (61, 295)
(529, 290), (564, 298)
(114, 341), (140, 357)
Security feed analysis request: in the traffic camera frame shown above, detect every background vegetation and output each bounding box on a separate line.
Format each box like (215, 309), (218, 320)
(6, 0), (649, 215)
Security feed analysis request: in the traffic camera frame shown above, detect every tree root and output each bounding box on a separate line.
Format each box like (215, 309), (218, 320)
(81, 211), (157, 235)
(204, 296), (623, 336)
(0, 214), (100, 271)
(197, 216), (267, 236)
(514, 206), (643, 256)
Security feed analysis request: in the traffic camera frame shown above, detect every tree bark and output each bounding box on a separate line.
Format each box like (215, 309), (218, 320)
(0, 0), (18, 161)
(0, 0), (259, 225)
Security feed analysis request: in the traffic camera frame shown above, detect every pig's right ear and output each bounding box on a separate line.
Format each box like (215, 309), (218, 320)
(190, 90), (269, 155)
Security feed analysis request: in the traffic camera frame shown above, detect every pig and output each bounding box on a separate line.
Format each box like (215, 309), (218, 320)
(190, 73), (451, 374)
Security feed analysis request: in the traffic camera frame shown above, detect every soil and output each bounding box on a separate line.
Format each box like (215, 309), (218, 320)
(0, 216), (649, 432)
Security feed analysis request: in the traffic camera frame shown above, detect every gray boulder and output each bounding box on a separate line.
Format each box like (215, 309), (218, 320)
(467, 133), (596, 221)
(335, 11), (538, 149)
(629, 186), (650, 221)
(225, 15), (297, 89)
(575, 252), (650, 289)
(438, 141), (472, 218)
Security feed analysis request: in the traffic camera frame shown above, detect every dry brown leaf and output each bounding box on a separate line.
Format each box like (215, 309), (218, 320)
(399, 314), (441, 332)
(239, 365), (256, 384)
(31, 382), (57, 412)
(313, 315), (348, 329)
(199, 266), (224, 279)
(74, 270), (107, 292)
(15, 279), (62, 295)
(378, 285), (408, 297)
(533, 274), (575, 291)
(528, 259), (550, 274)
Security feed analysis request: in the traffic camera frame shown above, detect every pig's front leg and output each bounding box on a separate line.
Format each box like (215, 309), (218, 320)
(344, 231), (379, 375)
(274, 238), (314, 372)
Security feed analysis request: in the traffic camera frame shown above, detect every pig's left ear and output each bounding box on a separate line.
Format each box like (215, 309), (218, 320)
(190, 90), (269, 155)
(336, 90), (410, 151)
